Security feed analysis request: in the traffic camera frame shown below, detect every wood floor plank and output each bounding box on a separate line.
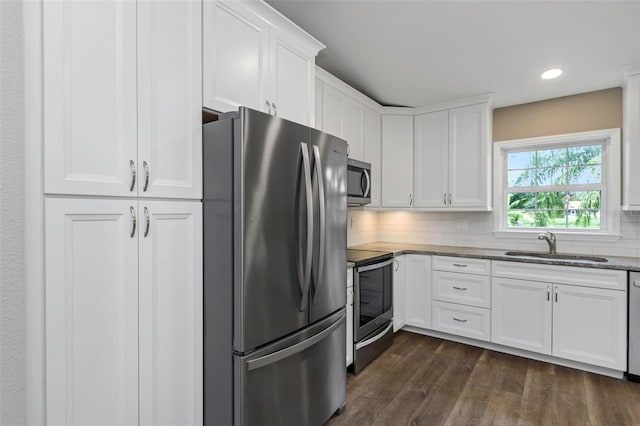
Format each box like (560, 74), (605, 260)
(327, 331), (640, 426)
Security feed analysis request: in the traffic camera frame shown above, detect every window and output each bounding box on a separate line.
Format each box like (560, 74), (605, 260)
(493, 129), (621, 238)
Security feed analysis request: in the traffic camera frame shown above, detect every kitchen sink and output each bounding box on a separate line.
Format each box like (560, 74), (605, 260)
(504, 251), (608, 263)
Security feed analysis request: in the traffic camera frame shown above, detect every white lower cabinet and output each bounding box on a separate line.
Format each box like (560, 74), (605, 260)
(492, 262), (627, 371)
(45, 198), (203, 425)
(404, 255), (431, 329)
(491, 277), (552, 355)
(432, 301), (491, 342)
(392, 255), (406, 332)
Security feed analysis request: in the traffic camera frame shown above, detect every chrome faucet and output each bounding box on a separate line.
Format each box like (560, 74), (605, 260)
(537, 232), (557, 254)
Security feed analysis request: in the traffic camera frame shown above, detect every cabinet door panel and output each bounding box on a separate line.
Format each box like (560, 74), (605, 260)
(381, 115), (414, 207)
(404, 255), (431, 329)
(553, 285), (626, 370)
(448, 104), (489, 207)
(321, 83), (344, 139)
(392, 255), (406, 332)
(343, 97), (365, 160)
(270, 28), (314, 126)
(491, 277), (552, 355)
(43, 0), (137, 196)
(414, 111), (449, 208)
(203, 0), (269, 113)
(364, 107), (382, 207)
(139, 201), (203, 425)
(45, 198), (138, 425)
(138, 0), (202, 199)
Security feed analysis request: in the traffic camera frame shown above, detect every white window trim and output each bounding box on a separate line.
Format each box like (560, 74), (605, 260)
(493, 128), (621, 241)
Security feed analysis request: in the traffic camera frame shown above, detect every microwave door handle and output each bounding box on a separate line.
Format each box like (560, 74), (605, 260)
(312, 145), (326, 305)
(363, 169), (371, 198)
(299, 142), (313, 312)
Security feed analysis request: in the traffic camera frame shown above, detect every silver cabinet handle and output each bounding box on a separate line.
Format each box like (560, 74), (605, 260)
(555, 286), (558, 302)
(265, 100), (271, 114)
(453, 317), (467, 323)
(393, 259), (399, 271)
(547, 286), (551, 301)
(129, 206), (137, 238)
(453, 263), (467, 268)
(448, 193), (452, 205)
(452, 286), (467, 291)
(409, 194), (413, 206)
(443, 193), (447, 206)
(346, 143), (350, 157)
(143, 207), (150, 237)
(142, 161), (149, 192)
(271, 102), (277, 116)
(129, 160), (136, 192)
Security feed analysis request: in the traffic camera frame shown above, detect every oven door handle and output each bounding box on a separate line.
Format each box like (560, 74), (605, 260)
(355, 322), (393, 350)
(357, 258), (393, 273)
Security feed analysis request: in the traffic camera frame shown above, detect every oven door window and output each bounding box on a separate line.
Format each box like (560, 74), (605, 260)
(358, 263), (392, 329)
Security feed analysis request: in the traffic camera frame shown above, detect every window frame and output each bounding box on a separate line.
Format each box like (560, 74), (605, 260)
(493, 129), (621, 240)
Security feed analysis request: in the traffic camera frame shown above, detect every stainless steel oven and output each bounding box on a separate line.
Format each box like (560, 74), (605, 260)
(349, 250), (393, 373)
(347, 158), (371, 206)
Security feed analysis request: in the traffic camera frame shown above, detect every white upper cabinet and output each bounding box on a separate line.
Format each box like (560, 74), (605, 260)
(44, 0), (202, 199)
(203, 0), (324, 126)
(364, 107), (382, 207)
(203, 0), (269, 115)
(321, 83), (345, 138)
(414, 110), (448, 207)
(43, 0), (138, 197)
(137, 0), (202, 199)
(381, 115), (414, 207)
(449, 103), (490, 208)
(413, 103), (491, 209)
(343, 97), (365, 159)
(623, 65), (640, 210)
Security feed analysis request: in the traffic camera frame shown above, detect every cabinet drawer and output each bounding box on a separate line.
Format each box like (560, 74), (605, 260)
(432, 271), (490, 308)
(432, 301), (490, 342)
(492, 261), (627, 291)
(433, 256), (490, 275)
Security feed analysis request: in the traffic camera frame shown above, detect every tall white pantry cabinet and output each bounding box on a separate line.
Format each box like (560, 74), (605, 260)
(41, 0), (203, 424)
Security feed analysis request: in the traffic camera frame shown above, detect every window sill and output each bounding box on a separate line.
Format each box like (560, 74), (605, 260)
(493, 230), (622, 243)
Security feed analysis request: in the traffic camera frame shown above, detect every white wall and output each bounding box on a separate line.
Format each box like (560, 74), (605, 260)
(0, 0), (25, 423)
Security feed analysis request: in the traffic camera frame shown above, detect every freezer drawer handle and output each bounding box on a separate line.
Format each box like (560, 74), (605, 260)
(355, 322), (393, 350)
(246, 314), (344, 371)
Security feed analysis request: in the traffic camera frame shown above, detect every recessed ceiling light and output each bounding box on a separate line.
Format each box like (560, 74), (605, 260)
(541, 68), (563, 80)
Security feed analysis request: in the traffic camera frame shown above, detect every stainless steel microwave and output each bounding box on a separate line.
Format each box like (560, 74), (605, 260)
(347, 158), (371, 206)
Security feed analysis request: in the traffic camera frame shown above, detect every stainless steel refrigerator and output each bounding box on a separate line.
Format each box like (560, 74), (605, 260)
(628, 272), (640, 381)
(203, 107), (348, 425)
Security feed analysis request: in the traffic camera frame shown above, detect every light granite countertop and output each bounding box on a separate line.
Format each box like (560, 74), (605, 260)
(348, 242), (640, 272)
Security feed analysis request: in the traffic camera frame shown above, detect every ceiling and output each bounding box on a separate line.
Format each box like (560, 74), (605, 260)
(266, 0), (640, 108)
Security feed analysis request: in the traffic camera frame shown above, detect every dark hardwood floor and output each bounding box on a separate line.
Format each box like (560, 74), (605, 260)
(328, 331), (640, 426)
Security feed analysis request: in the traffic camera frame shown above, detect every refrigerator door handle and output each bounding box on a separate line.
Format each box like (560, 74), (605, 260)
(300, 142), (313, 312)
(246, 314), (344, 371)
(312, 145), (326, 305)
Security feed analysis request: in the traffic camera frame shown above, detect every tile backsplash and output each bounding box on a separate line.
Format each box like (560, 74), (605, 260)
(348, 209), (640, 258)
